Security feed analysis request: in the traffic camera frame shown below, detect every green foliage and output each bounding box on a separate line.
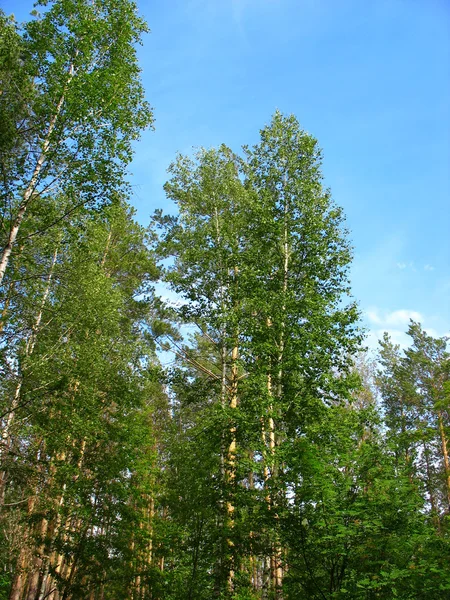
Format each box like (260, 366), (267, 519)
(0, 198), (166, 599)
(0, 0), (153, 286)
(1, 59), (447, 599)
(378, 322), (450, 520)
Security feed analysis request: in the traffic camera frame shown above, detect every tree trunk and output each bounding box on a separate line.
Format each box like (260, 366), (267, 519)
(25, 517), (49, 600)
(0, 281), (14, 334)
(9, 550), (28, 600)
(0, 61), (74, 285)
(9, 494), (39, 600)
(438, 410), (450, 509)
(226, 343), (239, 592)
(267, 187), (290, 599)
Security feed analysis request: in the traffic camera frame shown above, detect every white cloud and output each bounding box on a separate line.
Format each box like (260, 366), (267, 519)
(365, 328), (411, 350)
(363, 308), (449, 351)
(424, 264), (435, 271)
(394, 261), (417, 272)
(364, 308), (425, 350)
(385, 309), (422, 326)
(366, 308), (423, 328)
(365, 309), (382, 325)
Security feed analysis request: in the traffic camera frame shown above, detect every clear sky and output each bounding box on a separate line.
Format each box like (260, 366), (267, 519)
(5, 0), (450, 348)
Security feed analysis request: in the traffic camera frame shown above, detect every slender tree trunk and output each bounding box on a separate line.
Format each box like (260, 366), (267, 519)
(0, 382), (21, 508)
(265, 363), (283, 598)
(275, 189), (291, 597)
(133, 495), (155, 599)
(25, 516), (49, 600)
(9, 548), (28, 600)
(248, 452), (258, 592)
(267, 187), (290, 598)
(60, 518), (91, 600)
(261, 329), (274, 598)
(0, 281), (14, 334)
(41, 440), (84, 600)
(226, 342), (239, 592)
(437, 410), (450, 509)
(0, 61), (75, 285)
(99, 230), (113, 268)
(24, 446), (69, 600)
(9, 492), (40, 600)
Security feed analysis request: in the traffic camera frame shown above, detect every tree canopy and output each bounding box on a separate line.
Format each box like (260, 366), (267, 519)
(0, 4), (449, 600)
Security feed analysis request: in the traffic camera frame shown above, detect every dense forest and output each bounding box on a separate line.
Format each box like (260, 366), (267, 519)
(0, 1), (449, 599)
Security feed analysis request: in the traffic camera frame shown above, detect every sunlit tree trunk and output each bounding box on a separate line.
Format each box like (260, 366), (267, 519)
(437, 411), (450, 509)
(423, 442), (440, 531)
(9, 477), (41, 600)
(226, 342), (239, 592)
(0, 64), (74, 286)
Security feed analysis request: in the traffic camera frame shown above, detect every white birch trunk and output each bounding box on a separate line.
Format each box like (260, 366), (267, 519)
(0, 61), (75, 286)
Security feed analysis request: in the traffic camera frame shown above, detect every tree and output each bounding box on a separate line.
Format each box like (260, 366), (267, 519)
(156, 145), (251, 595)
(155, 113), (364, 598)
(378, 323), (450, 522)
(0, 199), (166, 600)
(0, 0), (152, 286)
(240, 112), (362, 599)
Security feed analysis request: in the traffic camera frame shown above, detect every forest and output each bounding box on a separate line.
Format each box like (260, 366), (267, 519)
(0, 1), (449, 599)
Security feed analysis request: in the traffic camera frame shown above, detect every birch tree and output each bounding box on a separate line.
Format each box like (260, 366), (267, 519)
(156, 145), (250, 595)
(0, 200), (164, 600)
(0, 0), (152, 286)
(155, 113), (364, 598)
(241, 112), (362, 598)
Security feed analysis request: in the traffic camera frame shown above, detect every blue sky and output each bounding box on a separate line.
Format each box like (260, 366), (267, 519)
(6, 0), (450, 347)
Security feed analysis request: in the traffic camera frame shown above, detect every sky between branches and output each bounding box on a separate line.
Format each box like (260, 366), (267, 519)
(5, 0), (450, 347)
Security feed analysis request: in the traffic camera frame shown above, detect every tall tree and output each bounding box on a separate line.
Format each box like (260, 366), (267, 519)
(0, 0), (152, 285)
(240, 112), (362, 598)
(155, 113), (364, 598)
(0, 200), (166, 600)
(378, 323), (450, 521)
(157, 145), (251, 594)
